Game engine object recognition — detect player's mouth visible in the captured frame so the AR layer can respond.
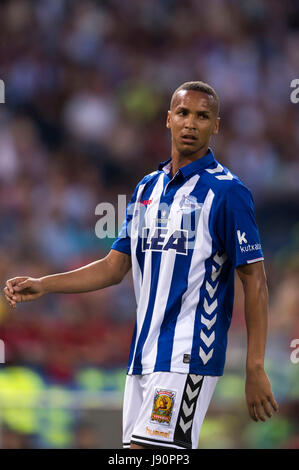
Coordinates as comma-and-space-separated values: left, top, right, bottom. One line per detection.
181, 134, 197, 144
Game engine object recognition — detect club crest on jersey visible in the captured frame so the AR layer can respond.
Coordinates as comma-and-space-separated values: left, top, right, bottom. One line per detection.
151, 389, 176, 426
142, 227, 188, 255
179, 194, 203, 214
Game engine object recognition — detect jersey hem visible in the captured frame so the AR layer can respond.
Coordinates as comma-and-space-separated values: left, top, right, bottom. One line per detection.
131, 434, 191, 450
235, 256, 264, 267
111, 246, 131, 256
246, 257, 264, 264
127, 366, 223, 376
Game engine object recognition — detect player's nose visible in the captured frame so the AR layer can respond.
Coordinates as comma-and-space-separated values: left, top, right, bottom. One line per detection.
184, 116, 197, 130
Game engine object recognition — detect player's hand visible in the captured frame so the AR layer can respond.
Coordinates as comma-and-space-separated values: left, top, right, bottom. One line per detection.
245, 367, 279, 422
3, 277, 45, 308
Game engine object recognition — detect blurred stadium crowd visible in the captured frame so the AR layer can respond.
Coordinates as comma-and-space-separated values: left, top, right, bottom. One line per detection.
0, 0, 298, 448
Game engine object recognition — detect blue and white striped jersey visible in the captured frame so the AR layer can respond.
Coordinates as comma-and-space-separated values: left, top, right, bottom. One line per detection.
111, 148, 264, 376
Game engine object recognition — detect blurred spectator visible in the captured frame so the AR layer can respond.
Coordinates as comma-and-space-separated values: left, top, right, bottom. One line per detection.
1, 426, 32, 449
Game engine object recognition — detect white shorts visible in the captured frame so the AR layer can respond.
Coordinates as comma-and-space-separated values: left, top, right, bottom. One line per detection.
122, 371, 219, 449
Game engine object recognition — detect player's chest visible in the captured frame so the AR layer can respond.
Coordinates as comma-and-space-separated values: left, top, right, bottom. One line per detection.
133, 186, 211, 256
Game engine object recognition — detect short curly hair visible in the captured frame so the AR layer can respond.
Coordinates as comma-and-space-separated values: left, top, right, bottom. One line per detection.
170, 81, 220, 115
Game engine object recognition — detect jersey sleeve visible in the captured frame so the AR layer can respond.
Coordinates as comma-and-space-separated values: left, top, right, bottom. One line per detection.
111, 182, 141, 256
214, 183, 264, 267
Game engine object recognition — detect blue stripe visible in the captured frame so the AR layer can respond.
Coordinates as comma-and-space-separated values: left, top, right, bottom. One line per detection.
190, 257, 214, 367
127, 322, 137, 372
190, 245, 234, 373
134, 174, 162, 282
153, 199, 198, 371
153, 182, 200, 371
132, 251, 163, 373
130, 174, 168, 373
154, 247, 193, 371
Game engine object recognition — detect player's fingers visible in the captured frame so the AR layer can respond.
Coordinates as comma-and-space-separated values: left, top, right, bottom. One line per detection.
268, 394, 279, 413
3, 286, 13, 298
11, 294, 23, 303
14, 280, 31, 292
248, 404, 258, 422
254, 402, 266, 422
7, 277, 29, 290
4, 292, 13, 303
12, 293, 36, 303
4, 293, 16, 308
3, 287, 13, 300
5, 280, 14, 294
262, 399, 273, 418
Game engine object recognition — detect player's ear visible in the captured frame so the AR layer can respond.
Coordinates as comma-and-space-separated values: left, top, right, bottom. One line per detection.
166, 111, 171, 129
212, 117, 220, 135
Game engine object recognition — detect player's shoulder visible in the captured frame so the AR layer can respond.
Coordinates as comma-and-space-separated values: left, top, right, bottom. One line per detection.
128, 170, 160, 202
203, 159, 252, 199
135, 170, 160, 191
142, 169, 160, 183
138, 170, 161, 186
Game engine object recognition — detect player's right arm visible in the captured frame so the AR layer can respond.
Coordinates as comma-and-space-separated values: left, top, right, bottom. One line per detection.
3, 249, 131, 308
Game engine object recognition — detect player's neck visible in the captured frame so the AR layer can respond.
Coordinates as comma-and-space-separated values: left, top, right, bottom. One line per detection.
170, 145, 209, 177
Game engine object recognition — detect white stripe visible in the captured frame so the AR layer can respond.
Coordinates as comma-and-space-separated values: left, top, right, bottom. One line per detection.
131, 436, 187, 449
130, 183, 147, 305
200, 330, 215, 347
182, 401, 195, 417
199, 347, 214, 365
189, 374, 202, 385
128, 174, 165, 374
205, 164, 223, 174
201, 314, 217, 330
203, 297, 218, 315
211, 264, 222, 281
246, 257, 264, 264
186, 383, 200, 401
170, 190, 215, 369
215, 172, 233, 180
179, 417, 192, 433
141, 176, 200, 371
206, 281, 218, 298
213, 252, 227, 266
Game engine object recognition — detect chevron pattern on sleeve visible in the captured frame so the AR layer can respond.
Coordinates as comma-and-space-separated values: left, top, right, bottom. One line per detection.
200, 252, 227, 365
205, 163, 233, 180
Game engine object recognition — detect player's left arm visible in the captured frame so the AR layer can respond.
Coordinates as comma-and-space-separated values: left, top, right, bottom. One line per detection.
236, 261, 279, 422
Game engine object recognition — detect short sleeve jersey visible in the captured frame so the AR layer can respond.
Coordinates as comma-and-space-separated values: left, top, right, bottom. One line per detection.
112, 149, 264, 376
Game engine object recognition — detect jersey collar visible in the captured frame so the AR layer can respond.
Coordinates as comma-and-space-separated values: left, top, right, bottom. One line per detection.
158, 148, 216, 179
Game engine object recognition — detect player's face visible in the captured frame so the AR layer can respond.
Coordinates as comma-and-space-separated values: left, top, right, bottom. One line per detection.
166, 90, 220, 157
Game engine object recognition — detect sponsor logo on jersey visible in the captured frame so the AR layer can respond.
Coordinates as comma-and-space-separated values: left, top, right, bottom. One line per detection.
240, 243, 262, 253
237, 231, 261, 253
140, 199, 153, 206
151, 389, 176, 426
142, 227, 188, 255
145, 426, 171, 438
237, 230, 247, 245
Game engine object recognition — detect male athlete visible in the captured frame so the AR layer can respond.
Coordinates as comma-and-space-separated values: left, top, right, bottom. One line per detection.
4, 81, 278, 449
